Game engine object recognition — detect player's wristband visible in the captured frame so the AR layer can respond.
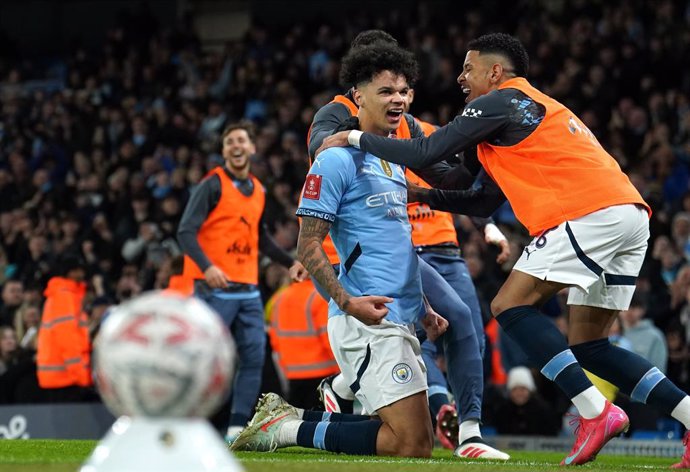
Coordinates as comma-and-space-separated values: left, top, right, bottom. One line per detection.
347, 130, 363, 148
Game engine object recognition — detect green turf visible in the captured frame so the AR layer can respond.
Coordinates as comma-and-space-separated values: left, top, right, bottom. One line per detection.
0, 440, 681, 472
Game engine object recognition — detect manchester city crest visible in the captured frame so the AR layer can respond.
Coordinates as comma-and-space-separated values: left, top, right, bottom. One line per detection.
392, 363, 413, 384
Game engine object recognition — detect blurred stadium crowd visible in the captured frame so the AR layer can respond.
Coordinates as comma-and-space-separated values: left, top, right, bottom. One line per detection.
1, 0, 690, 436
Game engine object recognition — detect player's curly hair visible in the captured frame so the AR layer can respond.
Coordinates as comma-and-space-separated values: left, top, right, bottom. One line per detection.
340, 42, 419, 88
350, 30, 398, 49
467, 33, 529, 77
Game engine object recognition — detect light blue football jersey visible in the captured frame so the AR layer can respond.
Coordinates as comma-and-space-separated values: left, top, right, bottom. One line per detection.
296, 146, 424, 325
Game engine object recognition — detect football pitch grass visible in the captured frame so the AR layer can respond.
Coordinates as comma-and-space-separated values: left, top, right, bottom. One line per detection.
0, 440, 683, 472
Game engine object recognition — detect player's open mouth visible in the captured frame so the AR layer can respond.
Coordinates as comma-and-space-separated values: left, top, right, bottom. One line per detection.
386, 109, 403, 122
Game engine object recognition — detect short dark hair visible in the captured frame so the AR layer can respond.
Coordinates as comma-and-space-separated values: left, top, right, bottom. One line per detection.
350, 30, 398, 49
221, 120, 256, 142
58, 252, 87, 276
340, 42, 419, 89
467, 33, 529, 77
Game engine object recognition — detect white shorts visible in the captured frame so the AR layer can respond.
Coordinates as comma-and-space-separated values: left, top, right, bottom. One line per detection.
514, 204, 649, 311
327, 315, 427, 414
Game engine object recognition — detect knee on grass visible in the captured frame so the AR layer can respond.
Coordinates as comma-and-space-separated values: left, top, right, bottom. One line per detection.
391, 432, 433, 458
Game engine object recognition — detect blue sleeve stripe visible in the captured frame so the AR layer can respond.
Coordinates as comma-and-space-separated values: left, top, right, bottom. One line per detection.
541, 349, 577, 381
321, 411, 332, 422
313, 421, 330, 450
296, 208, 336, 223
631, 367, 665, 403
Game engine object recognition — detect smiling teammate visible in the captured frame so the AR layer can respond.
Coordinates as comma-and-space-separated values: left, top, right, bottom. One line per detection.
177, 121, 306, 443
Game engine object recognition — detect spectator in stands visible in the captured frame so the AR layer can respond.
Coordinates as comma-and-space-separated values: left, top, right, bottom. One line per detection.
0, 325, 39, 404
0, 325, 18, 375
621, 295, 668, 373
13, 302, 40, 351
121, 220, 165, 265
0, 279, 23, 327
493, 366, 560, 436
16, 234, 52, 288
114, 263, 143, 302
665, 322, 689, 393
671, 213, 690, 262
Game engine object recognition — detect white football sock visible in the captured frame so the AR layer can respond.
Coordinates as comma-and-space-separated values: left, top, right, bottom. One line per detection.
671, 396, 690, 429
459, 419, 481, 443
572, 386, 607, 419
276, 419, 302, 446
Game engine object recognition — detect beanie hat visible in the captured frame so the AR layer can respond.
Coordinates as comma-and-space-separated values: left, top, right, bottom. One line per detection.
507, 366, 536, 392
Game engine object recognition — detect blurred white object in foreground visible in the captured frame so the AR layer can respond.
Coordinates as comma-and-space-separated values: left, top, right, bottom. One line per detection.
82, 291, 242, 472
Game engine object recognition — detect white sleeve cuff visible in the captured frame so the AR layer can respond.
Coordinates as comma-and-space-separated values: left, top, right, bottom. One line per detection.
347, 130, 363, 148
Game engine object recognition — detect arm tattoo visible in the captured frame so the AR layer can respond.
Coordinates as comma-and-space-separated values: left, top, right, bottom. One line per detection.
297, 217, 351, 308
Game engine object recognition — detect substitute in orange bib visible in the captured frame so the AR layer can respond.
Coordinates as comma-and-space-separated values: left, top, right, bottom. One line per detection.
319, 33, 690, 468
268, 277, 339, 410
36, 253, 92, 403
177, 121, 306, 443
